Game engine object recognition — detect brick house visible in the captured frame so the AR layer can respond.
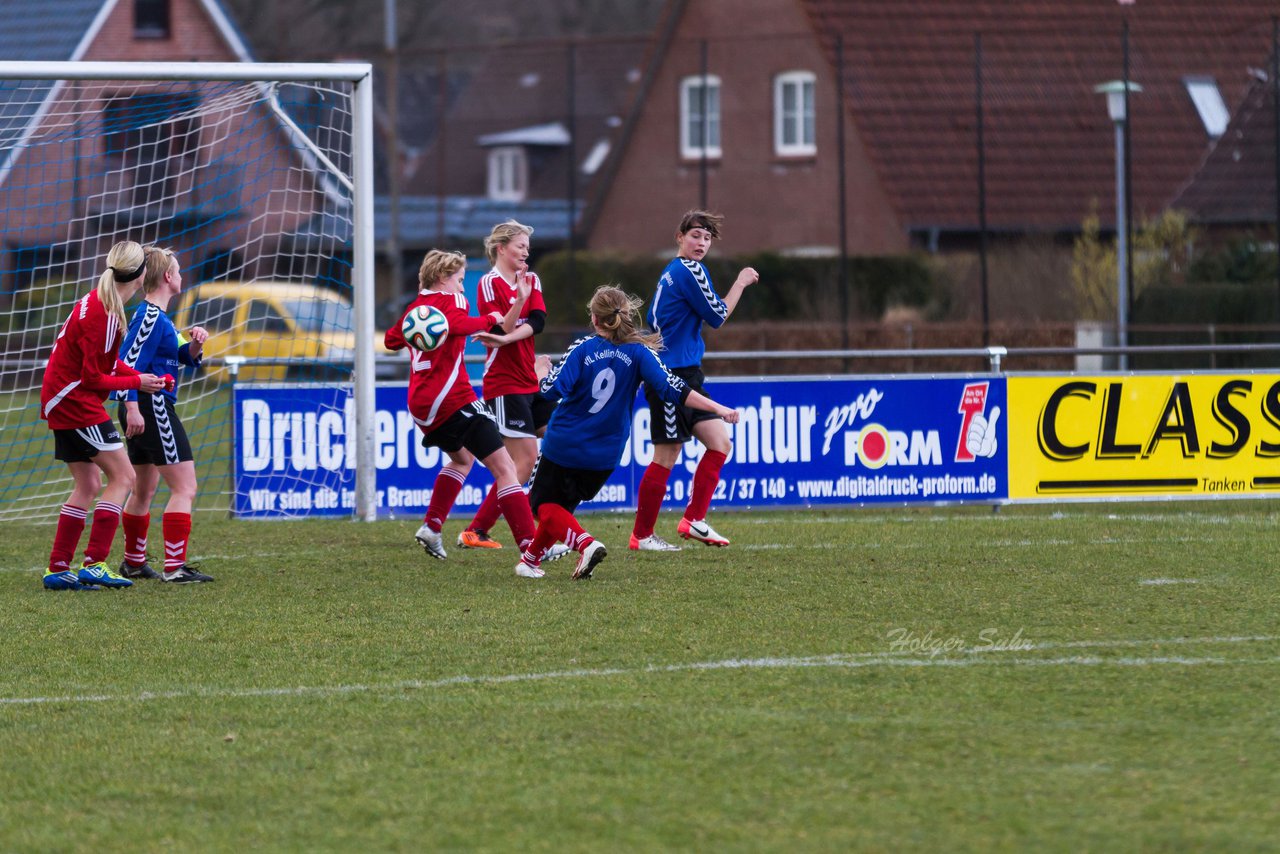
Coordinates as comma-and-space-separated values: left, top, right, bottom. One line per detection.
584, 0, 1280, 261
0, 0, 331, 293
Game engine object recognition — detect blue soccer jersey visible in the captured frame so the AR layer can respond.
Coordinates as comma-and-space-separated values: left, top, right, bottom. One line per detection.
115, 302, 200, 403
539, 335, 689, 470
646, 256, 729, 370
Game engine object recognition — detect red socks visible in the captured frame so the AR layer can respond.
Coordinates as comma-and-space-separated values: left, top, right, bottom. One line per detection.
423, 467, 467, 533
83, 501, 122, 565
686, 449, 728, 522
48, 504, 87, 573
162, 512, 192, 571
496, 483, 536, 550
122, 512, 150, 566
468, 484, 503, 533
632, 462, 672, 539
522, 503, 589, 566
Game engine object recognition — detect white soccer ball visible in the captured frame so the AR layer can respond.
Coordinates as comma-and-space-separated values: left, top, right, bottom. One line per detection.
402, 305, 449, 352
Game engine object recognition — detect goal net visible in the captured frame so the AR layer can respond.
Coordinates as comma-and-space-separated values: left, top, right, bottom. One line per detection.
0, 62, 377, 523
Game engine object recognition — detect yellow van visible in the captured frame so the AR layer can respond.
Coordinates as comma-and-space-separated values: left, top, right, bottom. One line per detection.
170, 281, 389, 383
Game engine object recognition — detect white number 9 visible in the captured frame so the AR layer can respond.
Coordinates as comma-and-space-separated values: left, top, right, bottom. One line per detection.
589, 367, 616, 413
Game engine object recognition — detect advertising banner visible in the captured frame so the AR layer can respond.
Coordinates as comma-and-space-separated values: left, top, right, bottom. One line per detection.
232, 376, 1009, 518
1007, 374, 1280, 500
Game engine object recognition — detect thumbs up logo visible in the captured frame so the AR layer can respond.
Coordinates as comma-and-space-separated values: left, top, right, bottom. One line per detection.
956, 382, 1000, 461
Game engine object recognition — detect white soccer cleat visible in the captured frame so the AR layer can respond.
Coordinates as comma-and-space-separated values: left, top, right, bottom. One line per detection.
415, 523, 447, 560
677, 517, 729, 547
515, 560, 545, 579
628, 533, 682, 552
544, 543, 572, 562
573, 540, 608, 580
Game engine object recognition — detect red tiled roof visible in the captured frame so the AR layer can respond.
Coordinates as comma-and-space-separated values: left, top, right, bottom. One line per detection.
799, 0, 1278, 232
1174, 73, 1276, 224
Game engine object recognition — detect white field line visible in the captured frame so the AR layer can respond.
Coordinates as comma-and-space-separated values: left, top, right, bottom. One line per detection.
738, 512, 1275, 526
1, 635, 1275, 708
1139, 578, 1201, 586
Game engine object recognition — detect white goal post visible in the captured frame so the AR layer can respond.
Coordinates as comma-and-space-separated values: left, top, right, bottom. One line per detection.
0, 61, 379, 521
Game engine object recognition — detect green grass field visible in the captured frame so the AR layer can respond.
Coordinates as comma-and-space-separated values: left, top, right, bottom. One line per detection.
2, 504, 1278, 851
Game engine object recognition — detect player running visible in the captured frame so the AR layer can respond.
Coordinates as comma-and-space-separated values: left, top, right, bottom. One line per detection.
115, 246, 213, 583
630, 210, 757, 551
39, 241, 167, 590
475, 286, 738, 580
385, 249, 538, 573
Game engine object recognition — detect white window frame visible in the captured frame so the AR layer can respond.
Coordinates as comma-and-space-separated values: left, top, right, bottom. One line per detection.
774, 70, 816, 157
680, 74, 721, 159
486, 145, 527, 202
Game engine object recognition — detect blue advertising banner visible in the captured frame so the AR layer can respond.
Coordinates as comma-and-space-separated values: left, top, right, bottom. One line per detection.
231, 376, 1009, 518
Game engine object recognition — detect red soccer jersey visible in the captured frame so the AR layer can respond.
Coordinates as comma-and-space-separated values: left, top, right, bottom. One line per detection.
385, 289, 503, 433
40, 290, 142, 430
478, 268, 547, 399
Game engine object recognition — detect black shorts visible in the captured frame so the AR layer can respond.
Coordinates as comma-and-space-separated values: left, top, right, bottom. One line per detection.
420, 400, 505, 459
488, 392, 556, 439
121, 394, 194, 466
53, 419, 123, 462
644, 364, 719, 445
527, 454, 613, 515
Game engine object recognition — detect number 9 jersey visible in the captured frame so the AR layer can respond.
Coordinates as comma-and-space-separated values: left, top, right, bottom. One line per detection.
538, 335, 689, 471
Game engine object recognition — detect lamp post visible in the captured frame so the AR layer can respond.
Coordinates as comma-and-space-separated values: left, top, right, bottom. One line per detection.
1094, 80, 1141, 370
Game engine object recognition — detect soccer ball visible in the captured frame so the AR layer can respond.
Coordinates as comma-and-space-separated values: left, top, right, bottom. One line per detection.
402, 305, 449, 352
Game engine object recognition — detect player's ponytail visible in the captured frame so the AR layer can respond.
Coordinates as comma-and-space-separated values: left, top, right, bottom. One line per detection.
98, 241, 145, 328
589, 285, 662, 349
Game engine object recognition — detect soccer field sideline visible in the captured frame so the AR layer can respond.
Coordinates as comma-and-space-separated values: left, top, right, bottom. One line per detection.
4, 633, 1275, 708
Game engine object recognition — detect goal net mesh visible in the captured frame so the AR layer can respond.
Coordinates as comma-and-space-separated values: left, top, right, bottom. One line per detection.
0, 73, 359, 522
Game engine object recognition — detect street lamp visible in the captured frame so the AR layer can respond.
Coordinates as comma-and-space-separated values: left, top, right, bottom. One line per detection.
1094, 80, 1141, 370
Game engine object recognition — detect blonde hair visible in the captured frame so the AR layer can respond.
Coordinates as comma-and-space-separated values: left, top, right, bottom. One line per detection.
141, 245, 176, 295
98, 241, 146, 328
418, 249, 467, 289
589, 285, 662, 348
484, 219, 533, 264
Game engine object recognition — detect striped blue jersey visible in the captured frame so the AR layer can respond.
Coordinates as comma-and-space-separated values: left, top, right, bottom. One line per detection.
646, 256, 729, 369
115, 302, 200, 402
539, 335, 689, 470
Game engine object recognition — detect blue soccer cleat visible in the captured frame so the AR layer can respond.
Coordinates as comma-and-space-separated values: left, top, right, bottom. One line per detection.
77, 562, 134, 589
43, 569, 100, 591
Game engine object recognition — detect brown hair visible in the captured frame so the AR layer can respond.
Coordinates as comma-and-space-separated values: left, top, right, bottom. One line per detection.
589, 285, 662, 348
677, 209, 723, 240
140, 245, 176, 295
98, 241, 146, 328
418, 250, 467, 289
484, 219, 534, 264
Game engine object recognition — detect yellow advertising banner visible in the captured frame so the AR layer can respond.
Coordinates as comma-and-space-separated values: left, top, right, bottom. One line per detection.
1008, 375, 1280, 499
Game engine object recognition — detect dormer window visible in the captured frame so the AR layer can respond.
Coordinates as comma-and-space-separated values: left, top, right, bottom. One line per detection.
487, 146, 527, 202
478, 123, 569, 202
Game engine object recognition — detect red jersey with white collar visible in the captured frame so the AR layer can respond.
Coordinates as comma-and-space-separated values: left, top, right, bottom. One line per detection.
385, 289, 503, 432
478, 267, 546, 399
40, 290, 143, 430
